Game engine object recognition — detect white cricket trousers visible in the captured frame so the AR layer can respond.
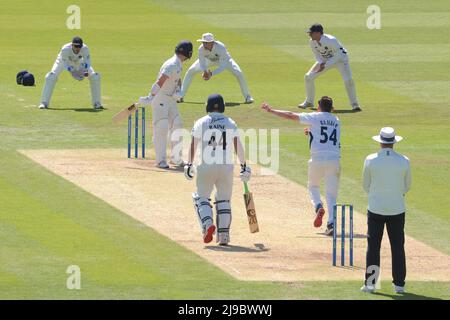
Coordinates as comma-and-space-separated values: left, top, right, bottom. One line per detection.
307, 159, 341, 224
304, 60, 358, 106
196, 164, 234, 201
151, 94, 183, 165
180, 58, 250, 99
40, 58, 101, 107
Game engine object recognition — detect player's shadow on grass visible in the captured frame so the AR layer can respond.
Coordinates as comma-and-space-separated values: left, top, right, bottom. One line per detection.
205, 243, 269, 253
183, 101, 241, 107
333, 109, 362, 114
48, 107, 106, 112
372, 292, 442, 300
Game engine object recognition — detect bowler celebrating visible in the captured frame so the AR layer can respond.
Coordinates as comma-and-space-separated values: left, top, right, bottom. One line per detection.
262, 96, 341, 235
179, 33, 254, 104
298, 24, 361, 112
39, 37, 102, 109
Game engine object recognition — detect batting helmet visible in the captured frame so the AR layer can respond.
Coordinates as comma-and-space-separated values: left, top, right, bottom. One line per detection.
16, 70, 28, 85
16, 70, 35, 86
206, 94, 225, 113
175, 40, 193, 59
22, 73, 35, 86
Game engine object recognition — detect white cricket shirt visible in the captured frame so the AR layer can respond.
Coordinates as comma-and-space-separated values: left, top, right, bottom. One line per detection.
192, 113, 239, 165
299, 112, 341, 161
309, 34, 348, 67
198, 41, 231, 76
363, 148, 411, 215
157, 54, 183, 96
57, 42, 91, 71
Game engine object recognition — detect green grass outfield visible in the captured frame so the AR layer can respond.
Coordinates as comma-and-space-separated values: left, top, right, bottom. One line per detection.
0, 0, 449, 299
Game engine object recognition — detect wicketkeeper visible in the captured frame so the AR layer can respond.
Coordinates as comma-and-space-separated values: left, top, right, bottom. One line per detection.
39, 37, 102, 109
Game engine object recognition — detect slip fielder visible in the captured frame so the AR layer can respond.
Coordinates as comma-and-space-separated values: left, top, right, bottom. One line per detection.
178, 33, 254, 104
138, 41, 193, 169
262, 96, 341, 235
184, 94, 251, 245
298, 24, 361, 112
39, 37, 102, 109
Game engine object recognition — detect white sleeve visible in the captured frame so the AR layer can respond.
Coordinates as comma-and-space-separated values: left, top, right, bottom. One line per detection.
324, 38, 346, 68
362, 158, 371, 193
229, 119, 239, 138
81, 46, 91, 70
161, 63, 176, 76
191, 120, 202, 139
404, 158, 411, 193
198, 47, 207, 72
211, 45, 231, 76
310, 42, 324, 64
60, 49, 72, 71
298, 112, 315, 125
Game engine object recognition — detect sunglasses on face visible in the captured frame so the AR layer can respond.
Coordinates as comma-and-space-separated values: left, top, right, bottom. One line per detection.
73, 44, 82, 49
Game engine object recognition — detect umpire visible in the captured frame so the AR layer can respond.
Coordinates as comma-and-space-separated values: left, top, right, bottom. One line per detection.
361, 127, 411, 294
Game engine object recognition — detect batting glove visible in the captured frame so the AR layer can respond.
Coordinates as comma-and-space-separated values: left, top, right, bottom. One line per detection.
239, 163, 251, 182
184, 163, 196, 180
139, 95, 154, 106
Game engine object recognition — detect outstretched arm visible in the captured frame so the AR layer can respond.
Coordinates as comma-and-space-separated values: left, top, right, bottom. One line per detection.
261, 102, 300, 121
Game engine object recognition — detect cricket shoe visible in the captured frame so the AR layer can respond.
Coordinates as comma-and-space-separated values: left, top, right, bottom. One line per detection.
393, 285, 406, 294
325, 223, 334, 236
352, 103, 362, 112
156, 161, 169, 169
360, 285, 375, 293
217, 232, 230, 246
170, 159, 185, 167
313, 204, 325, 228
38, 102, 48, 109
298, 101, 314, 109
203, 225, 216, 244
177, 97, 184, 103
245, 95, 254, 104
93, 102, 104, 110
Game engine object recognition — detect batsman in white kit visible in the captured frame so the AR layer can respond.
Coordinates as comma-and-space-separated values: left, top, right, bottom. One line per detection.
262, 96, 341, 235
184, 94, 251, 245
298, 24, 361, 112
137, 41, 193, 168
178, 33, 254, 104
39, 37, 102, 109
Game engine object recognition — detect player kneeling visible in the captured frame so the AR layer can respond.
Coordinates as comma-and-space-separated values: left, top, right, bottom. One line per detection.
184, 94, 251, 245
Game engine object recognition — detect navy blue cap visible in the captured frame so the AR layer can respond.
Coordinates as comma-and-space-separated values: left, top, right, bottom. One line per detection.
72, 36, 83, 47
307, 23, 323, 33
206, 94, 225, 113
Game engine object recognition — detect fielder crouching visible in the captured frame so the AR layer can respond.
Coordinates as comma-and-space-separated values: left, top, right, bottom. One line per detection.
39, 37, 102, 109
184, 94, 251, 245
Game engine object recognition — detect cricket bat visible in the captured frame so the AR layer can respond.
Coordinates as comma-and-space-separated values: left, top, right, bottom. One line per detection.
112, 103, 138, 123
243, 182, 259, 233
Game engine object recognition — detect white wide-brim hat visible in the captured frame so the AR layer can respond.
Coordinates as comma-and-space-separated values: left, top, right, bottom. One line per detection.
197, 33, 215, 42
372, 127, 403, 144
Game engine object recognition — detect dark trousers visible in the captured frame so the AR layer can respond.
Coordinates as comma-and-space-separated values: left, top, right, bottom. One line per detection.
365, 211, 406, 287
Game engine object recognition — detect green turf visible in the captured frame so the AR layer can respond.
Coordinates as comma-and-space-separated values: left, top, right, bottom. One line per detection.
0, 0, 449, 299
